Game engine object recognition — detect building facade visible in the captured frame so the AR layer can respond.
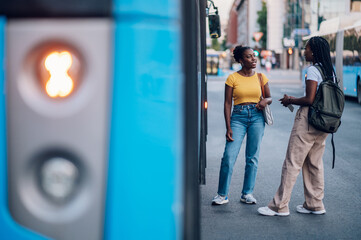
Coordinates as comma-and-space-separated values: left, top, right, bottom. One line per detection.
280, 0, 358, 69
227, 0, 361, 69
226, 0, 262, 48
266, 0, 285, 54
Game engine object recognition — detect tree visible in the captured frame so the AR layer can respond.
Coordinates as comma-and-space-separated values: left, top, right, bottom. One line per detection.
221, 34, 228, 50
256, 1, 267, 49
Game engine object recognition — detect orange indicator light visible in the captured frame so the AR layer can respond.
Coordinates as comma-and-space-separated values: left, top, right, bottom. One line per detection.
44, 51, 74, 98
204, 101, 208, 109
288, 47, 293, 55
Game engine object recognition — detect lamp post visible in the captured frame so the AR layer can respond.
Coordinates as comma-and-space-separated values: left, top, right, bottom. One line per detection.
317, 0, 321, 30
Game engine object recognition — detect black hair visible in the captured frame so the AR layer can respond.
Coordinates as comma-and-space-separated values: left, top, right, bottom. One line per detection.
307, 36, 336, 81
233, 45, 252, 63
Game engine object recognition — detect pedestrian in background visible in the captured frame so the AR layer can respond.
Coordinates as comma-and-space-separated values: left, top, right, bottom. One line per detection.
212, 45, 272, 205
258, 36, 336, 216
265, 58, 272, 72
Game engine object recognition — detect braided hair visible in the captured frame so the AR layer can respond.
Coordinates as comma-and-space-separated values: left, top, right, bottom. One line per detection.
307, 36, 336, 81
233, 45, 252, 63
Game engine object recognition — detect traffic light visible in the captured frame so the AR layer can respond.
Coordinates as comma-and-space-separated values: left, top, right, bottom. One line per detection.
288, 47, 293, 55
7, 19, 112, 240
208, 14, 221, 38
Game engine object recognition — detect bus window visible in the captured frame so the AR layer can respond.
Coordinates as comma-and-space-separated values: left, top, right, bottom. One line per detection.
343, 50, 354, 66
354, 30, 361, 66
344, 30, 357, 66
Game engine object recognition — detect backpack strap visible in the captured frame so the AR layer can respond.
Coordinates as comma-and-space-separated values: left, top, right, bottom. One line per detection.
331, 133, 335, 169
314, 65, 326, 81
314, 64, 337, 83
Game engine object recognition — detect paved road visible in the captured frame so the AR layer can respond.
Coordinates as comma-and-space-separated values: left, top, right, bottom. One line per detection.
201, 68, 361, 240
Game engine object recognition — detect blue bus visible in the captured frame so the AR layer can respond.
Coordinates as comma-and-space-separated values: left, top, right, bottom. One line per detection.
302, 17, 361, 104
0, 0, 219, 239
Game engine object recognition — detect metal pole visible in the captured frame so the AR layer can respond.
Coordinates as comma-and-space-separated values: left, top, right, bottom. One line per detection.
317, 0, 320, 30
301, 0, 304, 30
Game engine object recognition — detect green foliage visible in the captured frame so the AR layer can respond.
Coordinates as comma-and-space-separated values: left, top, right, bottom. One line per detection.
256, 1, 267, 49
212, 38, 221, 51
221, 34, 228, 50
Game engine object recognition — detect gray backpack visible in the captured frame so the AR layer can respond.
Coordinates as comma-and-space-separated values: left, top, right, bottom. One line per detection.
308, 65, 345, 168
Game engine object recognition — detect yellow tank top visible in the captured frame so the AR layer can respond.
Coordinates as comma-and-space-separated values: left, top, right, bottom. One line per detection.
225, 72, 269, 105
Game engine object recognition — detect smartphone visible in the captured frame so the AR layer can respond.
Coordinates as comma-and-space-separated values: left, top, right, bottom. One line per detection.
288, 104, 294, 112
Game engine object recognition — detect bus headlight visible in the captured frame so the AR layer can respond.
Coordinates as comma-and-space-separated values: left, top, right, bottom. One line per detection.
41, 157, 79, 200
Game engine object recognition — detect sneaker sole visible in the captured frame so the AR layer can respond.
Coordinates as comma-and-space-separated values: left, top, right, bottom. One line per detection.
212, 200, 229, 205
258, 211, 290, 217
257, 208, 289, 216
297, 209, 326, 215
296, 206, 326, 215
240, 199, 256, 204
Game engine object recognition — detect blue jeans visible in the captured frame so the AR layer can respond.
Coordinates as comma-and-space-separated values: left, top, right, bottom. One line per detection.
217, 104, 265, 196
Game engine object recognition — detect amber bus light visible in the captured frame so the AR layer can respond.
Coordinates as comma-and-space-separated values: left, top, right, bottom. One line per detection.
44, 51, 74, 98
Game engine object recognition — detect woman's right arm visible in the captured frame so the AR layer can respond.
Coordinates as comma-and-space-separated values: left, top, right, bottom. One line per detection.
224, 84, 234, 141
280, 66, 319, 106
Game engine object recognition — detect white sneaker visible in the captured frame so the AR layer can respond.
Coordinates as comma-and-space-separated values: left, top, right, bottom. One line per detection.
296, 205, 326, 215
257, 207, 290, 216
240, 194, 257, 204
212, 194, 229, 205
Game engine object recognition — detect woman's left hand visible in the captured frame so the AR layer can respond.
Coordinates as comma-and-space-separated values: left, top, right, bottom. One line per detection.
256, 99, 267, 110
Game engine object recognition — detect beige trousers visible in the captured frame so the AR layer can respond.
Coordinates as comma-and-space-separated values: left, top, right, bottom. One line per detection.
268, 106, 329, 213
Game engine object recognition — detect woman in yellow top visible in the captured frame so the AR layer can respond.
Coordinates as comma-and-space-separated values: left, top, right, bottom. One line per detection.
212, 45, 272, 205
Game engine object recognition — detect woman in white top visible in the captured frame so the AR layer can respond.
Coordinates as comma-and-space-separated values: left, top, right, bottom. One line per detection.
258, 36, 335, 216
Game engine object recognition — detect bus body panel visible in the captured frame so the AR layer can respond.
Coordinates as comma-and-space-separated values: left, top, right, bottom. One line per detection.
343, 66, 360, 97
6, 19, 113, 240
0, 16, 48, 239
105, 2, 184, 239
1, 0, 207, 238
112, 0, 180, 18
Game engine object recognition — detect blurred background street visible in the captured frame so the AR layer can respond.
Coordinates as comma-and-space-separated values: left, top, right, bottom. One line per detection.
201, 68, 361, 240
